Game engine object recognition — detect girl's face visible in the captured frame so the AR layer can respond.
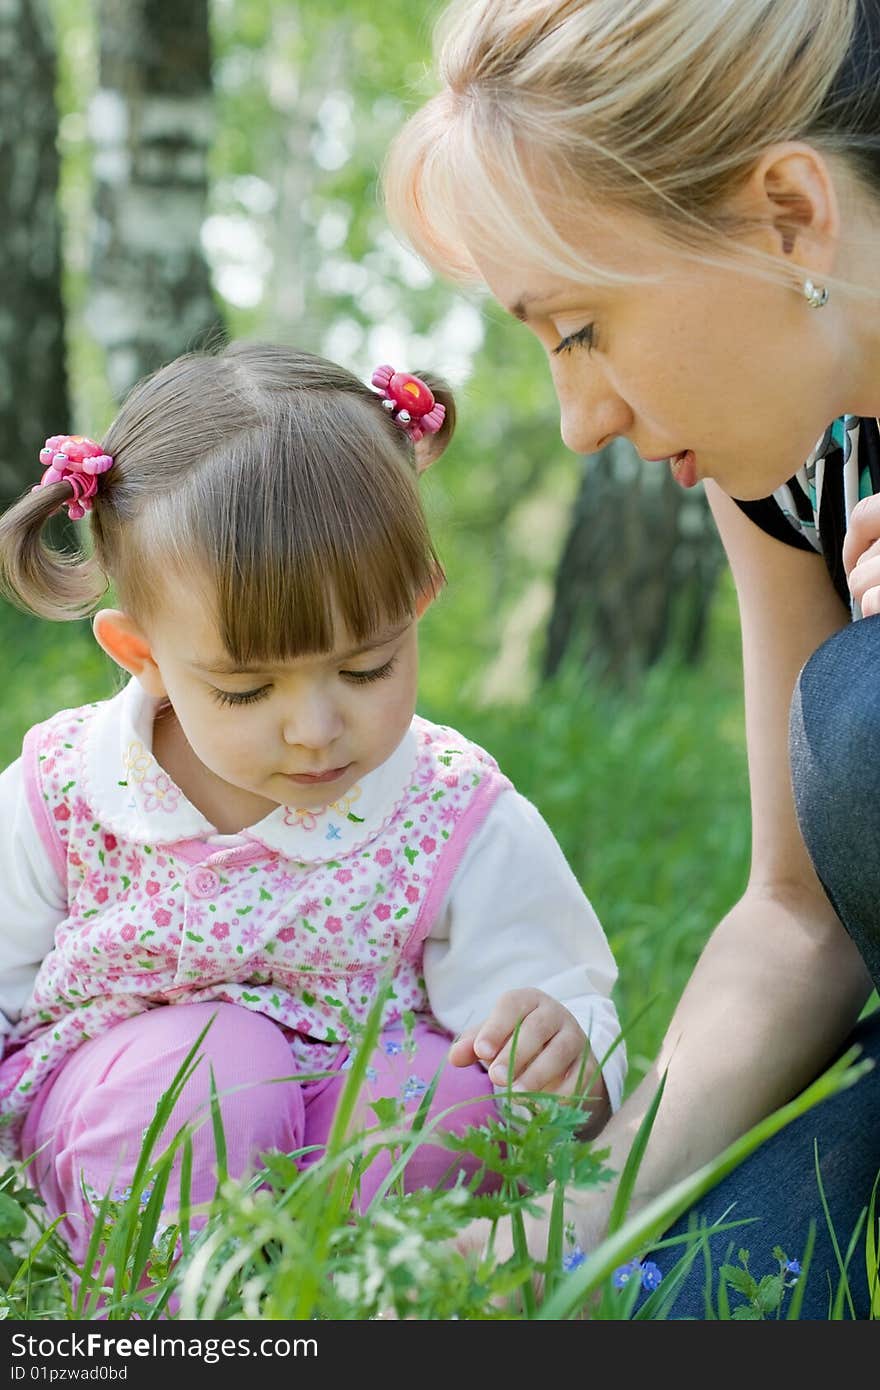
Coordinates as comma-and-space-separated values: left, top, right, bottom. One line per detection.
466, 208, 845, 501
141, 586, 420, 830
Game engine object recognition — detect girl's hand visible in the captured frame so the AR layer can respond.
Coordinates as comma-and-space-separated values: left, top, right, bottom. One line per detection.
448, 987, 590, 1096
843, 495, 880, 616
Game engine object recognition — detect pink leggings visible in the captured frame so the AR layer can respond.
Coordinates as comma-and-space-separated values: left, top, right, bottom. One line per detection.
20, 1002, 500, 1266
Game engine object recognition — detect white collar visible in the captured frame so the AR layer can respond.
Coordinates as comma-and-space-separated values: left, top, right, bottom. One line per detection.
80, 679, 420, 863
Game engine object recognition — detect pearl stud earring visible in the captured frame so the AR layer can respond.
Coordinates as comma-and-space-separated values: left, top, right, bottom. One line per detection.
803, 278, 829, 309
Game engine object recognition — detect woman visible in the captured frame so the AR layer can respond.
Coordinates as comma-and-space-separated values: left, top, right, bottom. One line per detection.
382, 0, 880, 1317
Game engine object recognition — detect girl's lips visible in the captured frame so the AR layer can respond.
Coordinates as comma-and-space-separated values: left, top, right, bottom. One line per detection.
285, 764, 352, 786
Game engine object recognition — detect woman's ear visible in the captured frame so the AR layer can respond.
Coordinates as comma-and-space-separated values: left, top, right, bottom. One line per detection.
92, 609, 167, 698
736, 140, 840, 274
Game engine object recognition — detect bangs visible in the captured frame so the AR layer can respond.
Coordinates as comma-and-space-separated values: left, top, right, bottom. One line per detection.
177, 413, 438, 665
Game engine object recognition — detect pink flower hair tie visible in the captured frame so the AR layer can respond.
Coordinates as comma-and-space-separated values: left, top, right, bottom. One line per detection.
34, 434, 114, 520
370, 365, 446, 443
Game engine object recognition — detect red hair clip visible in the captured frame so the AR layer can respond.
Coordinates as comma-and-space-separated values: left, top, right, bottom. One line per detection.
371, 365, 446, 443
34, 435, 114, 520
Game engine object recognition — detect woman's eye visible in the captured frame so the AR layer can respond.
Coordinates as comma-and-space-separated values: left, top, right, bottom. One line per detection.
342, 657, 397, 684
211, 685, 271, 707
552, 323, 596, 355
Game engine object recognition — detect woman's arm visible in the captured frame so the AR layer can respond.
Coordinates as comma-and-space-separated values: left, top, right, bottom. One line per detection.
567, 482, 872, 1239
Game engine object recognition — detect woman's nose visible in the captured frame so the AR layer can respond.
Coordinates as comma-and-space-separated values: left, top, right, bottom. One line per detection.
555, 366, 632, 457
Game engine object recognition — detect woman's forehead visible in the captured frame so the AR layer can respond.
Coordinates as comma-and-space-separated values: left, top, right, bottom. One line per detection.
462, 197, 683, 305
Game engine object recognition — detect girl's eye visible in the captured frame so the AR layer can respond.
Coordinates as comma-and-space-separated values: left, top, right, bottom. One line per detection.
552, 323, 596, 355
211, 685, 271, 708
342, 656, 397, 685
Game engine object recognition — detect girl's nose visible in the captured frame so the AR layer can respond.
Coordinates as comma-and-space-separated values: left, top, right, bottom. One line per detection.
282, 695, 343, 750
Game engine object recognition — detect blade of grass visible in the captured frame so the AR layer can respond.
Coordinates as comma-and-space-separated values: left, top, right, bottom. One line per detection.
865, 1170, 880, 1318
813, 1137, 860, 1321
606, 1068, 667, 1237
786, 1220, 816, 1320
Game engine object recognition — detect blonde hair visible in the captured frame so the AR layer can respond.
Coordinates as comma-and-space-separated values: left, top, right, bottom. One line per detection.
384, 0, 880, 287
0, 342, 454, 662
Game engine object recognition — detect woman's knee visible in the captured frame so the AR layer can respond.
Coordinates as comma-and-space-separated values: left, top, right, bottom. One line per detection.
790, 616, 880, 824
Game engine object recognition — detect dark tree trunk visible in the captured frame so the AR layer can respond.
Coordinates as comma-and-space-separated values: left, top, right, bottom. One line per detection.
89, 0, 225, 399
0, 0, 69, 509
543, 440, 725, 689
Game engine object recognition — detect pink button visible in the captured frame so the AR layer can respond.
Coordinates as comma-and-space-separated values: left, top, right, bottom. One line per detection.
187, 867, 220, 899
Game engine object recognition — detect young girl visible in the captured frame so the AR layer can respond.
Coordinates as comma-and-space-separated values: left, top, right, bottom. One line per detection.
0, 340, 625, 1265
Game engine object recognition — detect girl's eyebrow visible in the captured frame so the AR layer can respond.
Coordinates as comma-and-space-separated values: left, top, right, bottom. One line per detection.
192, 624, 410, 676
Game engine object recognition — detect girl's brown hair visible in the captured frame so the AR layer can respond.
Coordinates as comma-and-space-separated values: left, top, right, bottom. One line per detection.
0, 341, 455, 662
383, 0, 880, 290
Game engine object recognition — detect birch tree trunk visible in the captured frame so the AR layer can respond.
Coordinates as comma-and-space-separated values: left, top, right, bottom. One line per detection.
88, 0, 224, 401
543, 439, 725, 689
0, 0, 69, 508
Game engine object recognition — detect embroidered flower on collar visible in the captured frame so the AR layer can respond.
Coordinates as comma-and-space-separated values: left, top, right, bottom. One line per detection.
283, 807, 318, 831
122, 740, 154, 784
141, 771, 180, 814
328, 784, 363, 819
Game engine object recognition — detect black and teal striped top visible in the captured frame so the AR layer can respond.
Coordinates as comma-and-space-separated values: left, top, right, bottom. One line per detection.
735, 416, 880, 617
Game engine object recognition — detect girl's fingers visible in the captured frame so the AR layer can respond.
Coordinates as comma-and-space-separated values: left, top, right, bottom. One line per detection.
506, 1032, 584, 1095
486, 1010, 561, 1084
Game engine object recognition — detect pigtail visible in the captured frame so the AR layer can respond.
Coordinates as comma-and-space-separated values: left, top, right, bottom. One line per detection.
409, 372, 456, 473
0, 484, 108, 621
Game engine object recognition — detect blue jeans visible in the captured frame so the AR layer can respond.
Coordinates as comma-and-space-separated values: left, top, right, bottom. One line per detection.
641, 618, 880, 1319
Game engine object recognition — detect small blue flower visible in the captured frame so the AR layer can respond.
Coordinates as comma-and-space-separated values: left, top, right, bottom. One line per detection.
612, 1258, 663, 1292
402, 1075, 428, 1102
383, 1040, 404, 1056
563, 1245, 586, 1272
785, 1259, 801, 1277
325, 824, 341, 840
612, 1260, 640, 1288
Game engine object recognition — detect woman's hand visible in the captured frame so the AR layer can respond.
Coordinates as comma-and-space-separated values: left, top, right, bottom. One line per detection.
843, 495, 880, 615
448, 987, 591, 1096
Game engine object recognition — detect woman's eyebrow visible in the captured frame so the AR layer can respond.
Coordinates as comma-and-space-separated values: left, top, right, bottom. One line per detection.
509, 294, 542, 321
508, 290, 597, 321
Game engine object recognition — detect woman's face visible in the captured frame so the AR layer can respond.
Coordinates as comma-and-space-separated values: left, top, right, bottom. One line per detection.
466, 208, 844, 501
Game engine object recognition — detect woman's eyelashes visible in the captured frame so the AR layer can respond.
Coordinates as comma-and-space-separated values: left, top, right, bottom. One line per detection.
209, 656, 398, 706
552, 323, 597, 355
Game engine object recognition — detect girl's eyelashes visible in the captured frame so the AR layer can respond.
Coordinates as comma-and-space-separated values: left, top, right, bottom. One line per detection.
552, 323, 596, 355
342, 656, 398, 684
211, 685, 272, 708
209, 655, 398, 706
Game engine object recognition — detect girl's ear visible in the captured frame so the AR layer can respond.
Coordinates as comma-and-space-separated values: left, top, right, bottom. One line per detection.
92, 609, 167, 698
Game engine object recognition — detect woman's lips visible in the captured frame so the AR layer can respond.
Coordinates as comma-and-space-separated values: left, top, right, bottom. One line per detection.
285, 763, 352, 786
669, 449, 698, 488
